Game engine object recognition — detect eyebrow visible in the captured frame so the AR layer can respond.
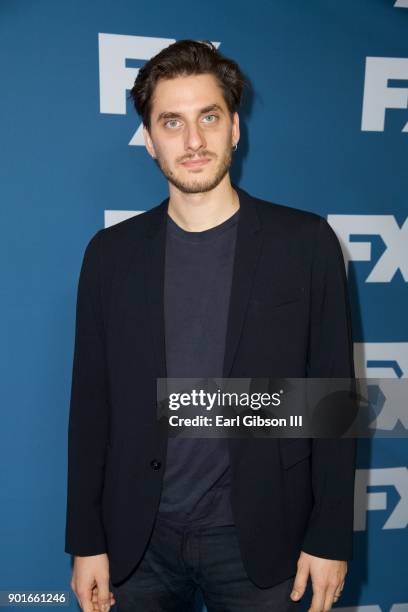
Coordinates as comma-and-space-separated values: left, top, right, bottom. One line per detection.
156, 104, 225, 123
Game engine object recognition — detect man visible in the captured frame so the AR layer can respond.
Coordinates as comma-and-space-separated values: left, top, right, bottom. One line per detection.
65, 40, 356, 611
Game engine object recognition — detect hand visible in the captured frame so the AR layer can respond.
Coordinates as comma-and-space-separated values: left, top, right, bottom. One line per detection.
91, 585, 116, 611
290, 551, 347, 611
70, 554, 116, 612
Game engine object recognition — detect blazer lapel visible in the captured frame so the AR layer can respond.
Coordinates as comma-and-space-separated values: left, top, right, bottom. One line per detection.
145, 196, 169, 380
222, 186, 263, 378
144, 185, 264, 382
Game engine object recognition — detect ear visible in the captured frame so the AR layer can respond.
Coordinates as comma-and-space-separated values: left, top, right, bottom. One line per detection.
143, 125, 157, 159
232, 112, 240, 148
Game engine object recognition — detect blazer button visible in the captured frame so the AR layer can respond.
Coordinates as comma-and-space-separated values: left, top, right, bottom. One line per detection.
150, 459, 162, 471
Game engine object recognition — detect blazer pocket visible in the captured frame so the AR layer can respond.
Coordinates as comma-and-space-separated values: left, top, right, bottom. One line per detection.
250, 286, 305, 311
279, 438, 312, 469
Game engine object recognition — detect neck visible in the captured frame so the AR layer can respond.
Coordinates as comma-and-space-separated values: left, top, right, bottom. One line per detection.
167, 175, 239, 232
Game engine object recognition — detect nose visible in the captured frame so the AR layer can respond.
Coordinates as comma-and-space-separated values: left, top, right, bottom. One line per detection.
184, 124, 206, 153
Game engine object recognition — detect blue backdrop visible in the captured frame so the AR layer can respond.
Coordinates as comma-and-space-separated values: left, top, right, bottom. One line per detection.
0, 1, 407, 610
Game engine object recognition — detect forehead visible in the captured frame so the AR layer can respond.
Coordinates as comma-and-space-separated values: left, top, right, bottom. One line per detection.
151, 73, 227, 116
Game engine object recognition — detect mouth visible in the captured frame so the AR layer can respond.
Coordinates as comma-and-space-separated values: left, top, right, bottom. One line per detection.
180, 157, 211, 168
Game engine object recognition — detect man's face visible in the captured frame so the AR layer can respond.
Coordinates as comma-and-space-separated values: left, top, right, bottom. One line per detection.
143, 73, 240, 194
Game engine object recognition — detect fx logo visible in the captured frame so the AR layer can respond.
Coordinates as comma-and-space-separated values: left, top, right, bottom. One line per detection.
98, 34, 220, 146
104, 209, 143, 228
361, 57, 408, 132
354, 342, 408, 379
327, 215, 408, 282
355, 467, 408, 531
354, 343, 408, 431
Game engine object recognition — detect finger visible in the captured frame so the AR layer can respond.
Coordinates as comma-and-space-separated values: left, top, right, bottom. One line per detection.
309, 584, 326, 612
92, 594, 111, 605
335, 579, 345, 597
91, 597, 115, 611
91, 588, 115, 603
91, 589, 100, 610
291, 563, 309, 601
96, 579, 111, 612
92, 594, 101, 607
323, 585, 338, 611
78, 590, 94, 612
93, 592, 116, 608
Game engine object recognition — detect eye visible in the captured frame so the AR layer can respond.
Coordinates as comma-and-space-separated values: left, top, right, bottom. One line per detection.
164, 119, 182, 129
202, 114, 218, 123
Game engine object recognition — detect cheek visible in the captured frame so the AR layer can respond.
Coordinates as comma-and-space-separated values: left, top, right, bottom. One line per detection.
161, 141, 182, 162
156, 146, 175, 167
150, 131, 176, 157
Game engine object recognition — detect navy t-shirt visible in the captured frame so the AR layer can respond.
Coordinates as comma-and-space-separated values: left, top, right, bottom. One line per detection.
157, 206, 240, 527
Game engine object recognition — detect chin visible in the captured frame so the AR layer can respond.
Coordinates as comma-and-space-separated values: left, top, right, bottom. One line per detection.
167, 171, 217, 194
175, 181, 214, 194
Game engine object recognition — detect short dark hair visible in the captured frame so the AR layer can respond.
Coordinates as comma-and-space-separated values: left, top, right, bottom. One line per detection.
128, 39, 249, 132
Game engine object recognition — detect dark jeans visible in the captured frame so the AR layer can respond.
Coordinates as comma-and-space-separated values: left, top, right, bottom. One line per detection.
110, 514, 300, 611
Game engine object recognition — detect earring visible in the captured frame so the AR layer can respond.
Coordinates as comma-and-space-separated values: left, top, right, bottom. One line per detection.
232, 143, 238, 152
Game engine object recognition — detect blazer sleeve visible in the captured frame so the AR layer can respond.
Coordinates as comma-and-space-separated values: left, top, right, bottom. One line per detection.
64, 230, 109, 556
301, 216, 357, 561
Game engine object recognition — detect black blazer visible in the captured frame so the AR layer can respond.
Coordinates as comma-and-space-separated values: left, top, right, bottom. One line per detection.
65, 184, 356, 588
